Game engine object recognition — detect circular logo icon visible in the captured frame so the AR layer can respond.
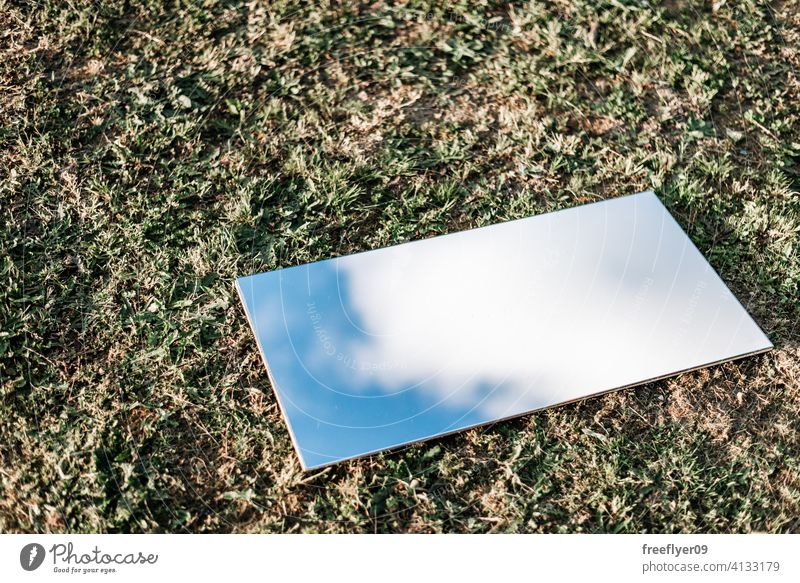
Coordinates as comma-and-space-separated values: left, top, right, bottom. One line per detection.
20, 543, 46, 571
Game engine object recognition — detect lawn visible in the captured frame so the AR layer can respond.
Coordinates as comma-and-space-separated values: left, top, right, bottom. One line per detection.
1, 0, 798, 533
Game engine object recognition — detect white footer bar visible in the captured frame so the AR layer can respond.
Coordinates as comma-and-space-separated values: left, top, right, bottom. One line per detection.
1, 534, 796, 582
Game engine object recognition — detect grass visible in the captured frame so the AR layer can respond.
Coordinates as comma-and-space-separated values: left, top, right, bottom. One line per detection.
1, 0, 798, 533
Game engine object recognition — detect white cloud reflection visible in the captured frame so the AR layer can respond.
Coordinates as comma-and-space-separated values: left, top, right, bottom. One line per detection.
334, 192, 769, 418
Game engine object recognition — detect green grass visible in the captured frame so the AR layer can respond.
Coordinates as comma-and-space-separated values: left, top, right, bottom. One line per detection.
1, 0, 798, 533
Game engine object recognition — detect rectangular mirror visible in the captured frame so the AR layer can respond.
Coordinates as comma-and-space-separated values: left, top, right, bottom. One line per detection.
237, 191, 772, 469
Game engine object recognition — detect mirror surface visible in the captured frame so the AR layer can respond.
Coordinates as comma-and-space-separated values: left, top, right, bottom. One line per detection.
237, 191, 772, 469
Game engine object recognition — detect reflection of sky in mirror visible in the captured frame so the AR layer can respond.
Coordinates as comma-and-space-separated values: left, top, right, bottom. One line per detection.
237, 191, 772, 469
